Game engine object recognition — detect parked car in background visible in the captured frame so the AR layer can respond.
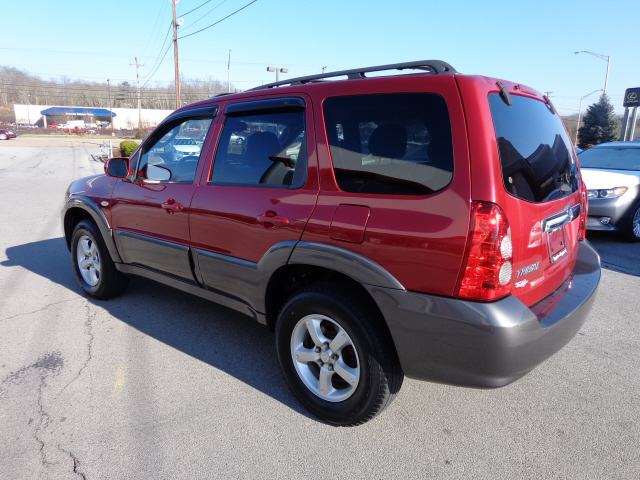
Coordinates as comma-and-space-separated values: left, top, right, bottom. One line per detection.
63, 127, 88, 134
48, 124, 60, 129
0, 128, 17, 140
579, 142, 640, 242
167, 136, 201, 160
62, 60, 600, 426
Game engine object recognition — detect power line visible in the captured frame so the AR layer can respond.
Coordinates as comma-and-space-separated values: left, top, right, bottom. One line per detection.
181, 0, 216, 16
141, 23, 173, 79
141, 0, 169, 58
178, 0, 258, 39
178, 0, 228, 33
141, 43, 174, 88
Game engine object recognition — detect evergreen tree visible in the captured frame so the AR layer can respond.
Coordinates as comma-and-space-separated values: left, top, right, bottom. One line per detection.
577, 94, 619, 149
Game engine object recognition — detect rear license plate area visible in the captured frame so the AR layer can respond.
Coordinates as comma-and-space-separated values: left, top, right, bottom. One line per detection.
547, 227, 567, 263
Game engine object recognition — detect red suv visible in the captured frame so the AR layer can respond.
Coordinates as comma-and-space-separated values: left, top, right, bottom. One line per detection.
62, 61, 601, 426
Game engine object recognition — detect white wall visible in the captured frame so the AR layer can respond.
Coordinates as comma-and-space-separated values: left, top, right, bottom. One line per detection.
13, 104, 175, 129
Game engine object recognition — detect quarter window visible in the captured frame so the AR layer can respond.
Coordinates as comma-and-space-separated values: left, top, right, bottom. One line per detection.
137, 117, 213, 183
323, 93, 454, 195
210, 111, 307, 188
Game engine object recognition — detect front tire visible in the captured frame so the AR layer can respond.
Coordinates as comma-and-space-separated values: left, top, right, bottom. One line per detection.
275, 284, 403, 426
71, 219, 129, 299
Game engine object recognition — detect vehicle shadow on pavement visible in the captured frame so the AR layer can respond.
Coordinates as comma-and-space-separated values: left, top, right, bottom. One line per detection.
587, 232, 640, 277
2, 237, 317, 422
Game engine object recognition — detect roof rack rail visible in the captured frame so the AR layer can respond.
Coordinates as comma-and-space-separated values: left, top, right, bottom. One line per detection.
248, 60, 457, 91
209, 92, 234, 98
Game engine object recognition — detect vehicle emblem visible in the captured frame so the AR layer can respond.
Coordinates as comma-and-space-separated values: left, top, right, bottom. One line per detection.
516, 261, 540, 279
515, 279, 528, 288
629, 92, 638, 101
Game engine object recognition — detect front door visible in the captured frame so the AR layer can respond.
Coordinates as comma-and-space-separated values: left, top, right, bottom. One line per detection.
189, 95, 319, 308
111, 112, 216, 282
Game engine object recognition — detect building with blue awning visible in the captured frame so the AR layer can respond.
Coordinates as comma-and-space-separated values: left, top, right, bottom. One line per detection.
14, 104, 174, 130
39, 107, 117, 118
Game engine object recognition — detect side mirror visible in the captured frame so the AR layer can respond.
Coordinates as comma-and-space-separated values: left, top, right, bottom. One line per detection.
104, 157, 130, 179
146, 164, 172, 181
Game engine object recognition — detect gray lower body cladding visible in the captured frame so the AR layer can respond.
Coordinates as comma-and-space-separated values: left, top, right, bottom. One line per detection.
366, 240, 601, 388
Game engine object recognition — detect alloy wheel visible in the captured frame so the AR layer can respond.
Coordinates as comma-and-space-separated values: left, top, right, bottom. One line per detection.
290, 314, 360, 402
633, 207, 640, 238
76, 235, 101, 286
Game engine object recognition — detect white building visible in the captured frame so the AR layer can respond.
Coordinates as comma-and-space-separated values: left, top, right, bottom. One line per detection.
13, 104, 174, 129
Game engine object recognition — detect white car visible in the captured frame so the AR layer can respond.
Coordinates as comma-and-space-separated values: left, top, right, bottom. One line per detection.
169, 136, 201, 160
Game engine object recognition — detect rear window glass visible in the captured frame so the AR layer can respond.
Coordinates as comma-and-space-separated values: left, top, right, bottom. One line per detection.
578, 146, 640, 171
323, 93, 453, 195
489, 94, 579, 203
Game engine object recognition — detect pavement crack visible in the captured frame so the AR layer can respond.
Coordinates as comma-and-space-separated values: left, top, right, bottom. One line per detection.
0, 298, 79, 323
57, 444, 88, 480
57, 300, 95, 397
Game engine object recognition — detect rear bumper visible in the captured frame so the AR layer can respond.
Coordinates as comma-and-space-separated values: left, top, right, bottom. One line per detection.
366, 240, 601, 388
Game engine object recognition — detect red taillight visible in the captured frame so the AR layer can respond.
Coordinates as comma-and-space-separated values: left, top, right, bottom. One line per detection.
456, 201, 513, 301
578, 179, 588, 241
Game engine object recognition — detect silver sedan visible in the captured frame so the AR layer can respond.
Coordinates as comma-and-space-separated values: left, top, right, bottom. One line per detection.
579, 142, 640, 242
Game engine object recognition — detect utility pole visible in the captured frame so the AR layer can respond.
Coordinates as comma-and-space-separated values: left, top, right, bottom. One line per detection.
544, 91, 553, 97
322, 66, 327, 74
130, 57, 146, 136
170, 0, 182, 109
107, 79, 114, 136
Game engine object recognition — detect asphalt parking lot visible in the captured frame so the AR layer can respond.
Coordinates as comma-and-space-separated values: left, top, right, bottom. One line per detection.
1, 140, 639, 479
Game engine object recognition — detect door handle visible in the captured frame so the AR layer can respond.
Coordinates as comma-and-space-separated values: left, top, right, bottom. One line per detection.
257, 211, 289, 229
162, 198, 184, 214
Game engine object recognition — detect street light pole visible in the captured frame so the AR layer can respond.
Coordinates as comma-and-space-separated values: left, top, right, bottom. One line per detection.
107, 79, 114, 136
575, 89, 603, 146
26, 94, 31, 126
575, 51, 611, 94
267, 66, 289, 82
228, 48, 232, 93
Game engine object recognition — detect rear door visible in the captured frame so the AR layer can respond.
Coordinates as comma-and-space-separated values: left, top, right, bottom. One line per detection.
189, 94, 319, 306
301, 76, 472, 297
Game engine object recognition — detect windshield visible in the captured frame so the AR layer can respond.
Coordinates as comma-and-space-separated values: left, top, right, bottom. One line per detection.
578, 146, 640, 171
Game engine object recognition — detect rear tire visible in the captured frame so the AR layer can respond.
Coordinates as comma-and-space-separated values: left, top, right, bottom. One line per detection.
275, 283, 403, 426
623, 204, 640, 243
0, 133, 7, 140
71, 219, 129, 299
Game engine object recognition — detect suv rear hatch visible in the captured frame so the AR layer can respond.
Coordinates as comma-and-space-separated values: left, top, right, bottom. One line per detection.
458, 76, 585, 307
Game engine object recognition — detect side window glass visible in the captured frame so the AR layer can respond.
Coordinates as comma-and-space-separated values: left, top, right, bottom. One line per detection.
210, 110, 307, 188
137, 117, 213, 183
323, 93, 453, 195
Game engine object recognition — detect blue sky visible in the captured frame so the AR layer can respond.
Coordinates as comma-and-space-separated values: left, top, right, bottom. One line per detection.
2, 0, 638, 115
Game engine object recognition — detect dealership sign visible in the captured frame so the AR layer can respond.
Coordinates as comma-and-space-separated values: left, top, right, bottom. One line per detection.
623, 87, 640, 107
